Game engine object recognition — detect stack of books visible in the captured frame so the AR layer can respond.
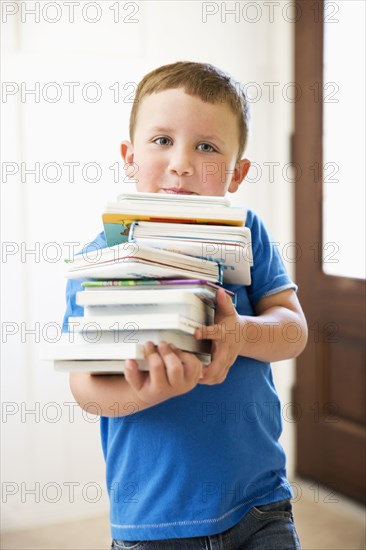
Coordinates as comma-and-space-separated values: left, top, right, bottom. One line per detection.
41, 193, 252, 374
41, 279, 235, 374
102, 192, 253, 285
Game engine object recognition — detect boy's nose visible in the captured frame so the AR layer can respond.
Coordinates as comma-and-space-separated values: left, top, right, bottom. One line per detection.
168, 148, 194, 176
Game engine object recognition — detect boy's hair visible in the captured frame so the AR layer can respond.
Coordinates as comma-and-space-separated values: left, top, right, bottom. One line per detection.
130, 61, 250, 159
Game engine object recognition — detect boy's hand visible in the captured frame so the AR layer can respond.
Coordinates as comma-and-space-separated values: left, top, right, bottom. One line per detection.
195, 287, 242, 385
124, 341, 203, 406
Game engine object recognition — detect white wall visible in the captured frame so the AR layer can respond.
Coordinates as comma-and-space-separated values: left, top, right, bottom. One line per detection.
1, 0, 296, 531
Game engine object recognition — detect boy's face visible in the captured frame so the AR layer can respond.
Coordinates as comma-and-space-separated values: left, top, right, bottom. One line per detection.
121, 88, 250, 196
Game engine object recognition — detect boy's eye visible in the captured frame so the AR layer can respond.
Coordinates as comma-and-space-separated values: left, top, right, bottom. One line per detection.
197, 143, 216, 153
154, 137, 172, 146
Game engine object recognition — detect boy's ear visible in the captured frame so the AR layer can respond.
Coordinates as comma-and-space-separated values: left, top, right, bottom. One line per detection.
120, 140, 134, 164
228, 159, 251, 194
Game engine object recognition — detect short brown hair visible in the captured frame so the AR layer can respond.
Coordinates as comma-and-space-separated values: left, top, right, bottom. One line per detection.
129, 61, 250, 159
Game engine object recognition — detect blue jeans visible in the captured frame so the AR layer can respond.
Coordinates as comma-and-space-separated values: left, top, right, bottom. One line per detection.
111, 498, 301, 549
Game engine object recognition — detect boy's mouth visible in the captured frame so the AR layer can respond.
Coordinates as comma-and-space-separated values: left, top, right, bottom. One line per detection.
162, 188, 197, 195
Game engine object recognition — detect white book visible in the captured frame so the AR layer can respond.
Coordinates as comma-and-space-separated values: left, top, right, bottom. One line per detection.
80, 279, 236, 306
41, 333, 211, 374
116, 192, 231, 207
41, 341, 146, 361
63, 329, 211, 353
68, 313, 203, 335
77, 288, 214, 324
41, 333, 210, 364
128, 221, 253, 285
77, 287, 209, 306
53, 352, 212, 374
43, 339, 210, 362
66, 243, 220, 283
82, 304, 214, 325
103, 192, 245, 226
131, 221, 250, 241
53, 359, 147, 374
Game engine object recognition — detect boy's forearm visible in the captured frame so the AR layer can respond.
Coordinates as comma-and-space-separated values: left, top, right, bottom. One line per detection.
69, 372, 152, 418
237, 307, 308, 363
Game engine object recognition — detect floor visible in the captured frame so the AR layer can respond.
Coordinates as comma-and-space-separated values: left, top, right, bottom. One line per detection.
1, 478, 365, 550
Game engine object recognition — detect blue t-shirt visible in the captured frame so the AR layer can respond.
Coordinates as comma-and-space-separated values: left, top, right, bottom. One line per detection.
63, 210, 297, 540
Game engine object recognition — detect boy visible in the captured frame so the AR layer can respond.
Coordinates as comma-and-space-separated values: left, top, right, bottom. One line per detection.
65, 61, 307, 549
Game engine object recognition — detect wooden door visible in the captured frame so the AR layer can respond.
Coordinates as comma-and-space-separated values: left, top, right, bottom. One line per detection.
293, 0, 366, 503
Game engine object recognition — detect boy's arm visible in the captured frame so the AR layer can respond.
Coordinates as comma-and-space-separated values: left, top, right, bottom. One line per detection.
70, 341, 204, 417
195, 287, 308, 385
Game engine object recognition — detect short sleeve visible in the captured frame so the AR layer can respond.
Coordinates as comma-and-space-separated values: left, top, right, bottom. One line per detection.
62, 231, 107, 332
62, 278, 85, 332
245, 210, 297, 307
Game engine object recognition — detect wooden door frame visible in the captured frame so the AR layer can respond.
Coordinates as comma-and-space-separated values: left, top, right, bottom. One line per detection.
294, 0, 366, 501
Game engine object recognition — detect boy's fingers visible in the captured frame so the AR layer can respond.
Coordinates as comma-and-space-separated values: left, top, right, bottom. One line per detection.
164, 344, 203, 386
177, 349, 204, 384
190, 359, 205, 384
216, 287, 236, 315
157, 342, 184, 387
124, 359, 146, 391
144, 341, 169, 387
199, 349, 229, 385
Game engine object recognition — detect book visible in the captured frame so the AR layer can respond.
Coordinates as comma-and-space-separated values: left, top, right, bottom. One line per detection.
42, 329, 210, 355
53, 360, 146, 374
82, 304, 214, 325
41, 340, 146, 361
129, 221, 250, 243
124, 221, 253, 285
102, 192, 246, 243
76, 288, 214, 324
67, 312, 204, 335
66, 242, 221, 283
53, 351, 212, 374
41, 335, 211, 374
76, 287, 214, 308
116, 191, 231, 207
80, 279, 236, 305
